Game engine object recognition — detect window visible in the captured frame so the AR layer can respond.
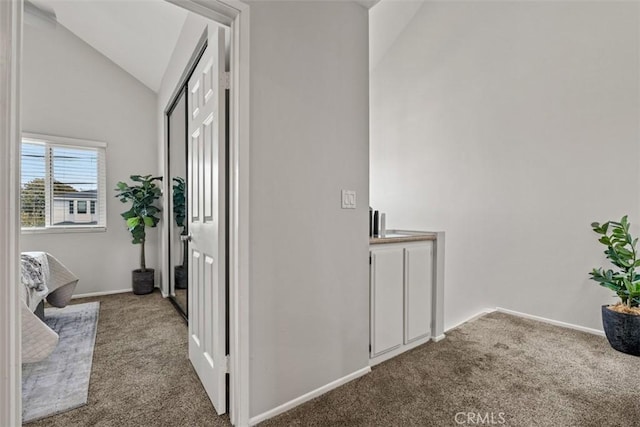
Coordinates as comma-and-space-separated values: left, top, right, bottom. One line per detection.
21, 133, 107, 231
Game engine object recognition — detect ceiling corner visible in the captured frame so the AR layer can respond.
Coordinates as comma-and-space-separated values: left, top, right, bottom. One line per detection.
355, 0, 382, 10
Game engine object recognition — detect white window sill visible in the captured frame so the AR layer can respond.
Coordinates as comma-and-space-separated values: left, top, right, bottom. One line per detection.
21, 226, 107, 235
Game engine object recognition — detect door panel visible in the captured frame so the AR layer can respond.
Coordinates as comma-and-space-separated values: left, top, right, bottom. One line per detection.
190, 130, 201, 221
404, 244, 433, 344
187, 25, 227, 415
370, 247, 404, 357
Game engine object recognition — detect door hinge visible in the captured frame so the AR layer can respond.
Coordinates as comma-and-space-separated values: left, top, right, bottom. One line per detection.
223, 72, 231, 90
222, 354, 230, 374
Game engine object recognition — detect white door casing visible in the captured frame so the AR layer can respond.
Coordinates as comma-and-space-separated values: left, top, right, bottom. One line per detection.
187, 25, 227, 415
0, 1, 23, 426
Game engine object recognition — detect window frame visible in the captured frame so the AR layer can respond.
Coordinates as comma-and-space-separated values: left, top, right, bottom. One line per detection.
21, 132, 107, 234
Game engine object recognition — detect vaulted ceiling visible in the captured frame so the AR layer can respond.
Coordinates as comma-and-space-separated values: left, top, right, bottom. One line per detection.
26, 0, 381, 92
28, 0, 189, 93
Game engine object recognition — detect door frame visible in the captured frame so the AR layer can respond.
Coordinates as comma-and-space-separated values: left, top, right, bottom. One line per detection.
0, 1, 251, 426
0, 1, 23, 425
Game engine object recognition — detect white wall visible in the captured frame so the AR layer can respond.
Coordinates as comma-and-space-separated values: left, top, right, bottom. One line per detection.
21, 19, 159, 295
155, 4, 370, 418
370, 1, 640, 331
247, 0, 370, 418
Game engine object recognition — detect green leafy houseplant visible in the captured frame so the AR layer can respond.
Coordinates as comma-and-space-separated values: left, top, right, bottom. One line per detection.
115, 175, 162, 272
590, 215, 640, 309
172, 177, 188, 289
172, 176, 187, 266
172, 177, 186, 233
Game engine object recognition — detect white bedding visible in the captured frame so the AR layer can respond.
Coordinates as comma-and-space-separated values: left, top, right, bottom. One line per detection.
21, 252, 50, 312
21, 252, 79, 363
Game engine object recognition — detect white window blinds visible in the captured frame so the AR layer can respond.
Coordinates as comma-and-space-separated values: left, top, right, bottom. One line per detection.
21, 134, 107, 230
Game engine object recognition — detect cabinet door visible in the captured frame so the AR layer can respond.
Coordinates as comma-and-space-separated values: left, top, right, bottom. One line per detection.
404, 243, 433, 344
370, 247, 404, 357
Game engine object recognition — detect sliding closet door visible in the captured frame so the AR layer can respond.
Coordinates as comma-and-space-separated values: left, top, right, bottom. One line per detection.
168, 88, 188, 317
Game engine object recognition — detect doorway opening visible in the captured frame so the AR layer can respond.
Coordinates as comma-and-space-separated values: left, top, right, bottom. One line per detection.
165, 24, 231, 414
1, 1, 250, 426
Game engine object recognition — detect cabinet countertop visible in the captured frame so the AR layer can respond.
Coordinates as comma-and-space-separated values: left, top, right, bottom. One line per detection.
370, 230, 438, 245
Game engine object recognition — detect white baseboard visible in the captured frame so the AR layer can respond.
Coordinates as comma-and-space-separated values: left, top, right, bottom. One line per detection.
495, 307, 605, 337
445, 309, 496, 333
71, 288, 131, 299
432, 334, 446, 342
248, 366, 371, 426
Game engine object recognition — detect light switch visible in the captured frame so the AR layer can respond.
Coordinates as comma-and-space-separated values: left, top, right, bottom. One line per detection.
341, 190, 356, 209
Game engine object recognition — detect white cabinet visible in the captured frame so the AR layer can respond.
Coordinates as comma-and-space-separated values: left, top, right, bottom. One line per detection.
370, 237, 440, 365
404, 244, 433, 344
370, 247, 404, 357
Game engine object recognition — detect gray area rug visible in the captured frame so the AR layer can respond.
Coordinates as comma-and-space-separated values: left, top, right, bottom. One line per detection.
22, 302, 100, 423
24, 292, 226, 427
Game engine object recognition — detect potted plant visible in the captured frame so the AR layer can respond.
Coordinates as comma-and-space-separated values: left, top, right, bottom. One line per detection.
590, 215, 640, 356
172, 176, 187, 289
115, 174, 162, 295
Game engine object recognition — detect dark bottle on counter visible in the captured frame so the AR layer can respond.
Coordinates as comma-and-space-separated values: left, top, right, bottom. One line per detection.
373, 210, 379, 237
369, 207, 373, 237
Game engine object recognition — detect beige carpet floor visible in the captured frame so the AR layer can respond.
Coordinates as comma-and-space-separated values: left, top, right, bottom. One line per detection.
262, 312, 640, 427
25, 295, 640, 426
25, 291, 227, 427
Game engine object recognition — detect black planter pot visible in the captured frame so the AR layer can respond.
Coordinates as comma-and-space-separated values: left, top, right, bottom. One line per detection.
175, 265, 187, 289
132, 269, 155, 295
602, 305, 640, 356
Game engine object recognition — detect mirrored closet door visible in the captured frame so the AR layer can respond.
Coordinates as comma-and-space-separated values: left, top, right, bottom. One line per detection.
167, 87, 188, 319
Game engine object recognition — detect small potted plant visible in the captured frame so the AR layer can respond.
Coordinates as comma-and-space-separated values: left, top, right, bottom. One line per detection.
172, 177, 187, 289
115, 174, 162, 295
590, 215, 640, 356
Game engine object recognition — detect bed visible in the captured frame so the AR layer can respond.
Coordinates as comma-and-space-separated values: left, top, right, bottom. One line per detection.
21, 252, 79, 363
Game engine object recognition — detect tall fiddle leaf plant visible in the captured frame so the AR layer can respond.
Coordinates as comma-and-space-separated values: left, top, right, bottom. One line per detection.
172, 176, 187, 267
115, 175, 162, 272
590, 215, 640, 308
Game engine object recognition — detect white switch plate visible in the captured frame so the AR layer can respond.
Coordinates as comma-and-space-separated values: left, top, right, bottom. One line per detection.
341, 190, 356, 209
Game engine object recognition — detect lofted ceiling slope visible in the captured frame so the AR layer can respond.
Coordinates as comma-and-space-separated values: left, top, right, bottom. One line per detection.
29, 0, 189, 93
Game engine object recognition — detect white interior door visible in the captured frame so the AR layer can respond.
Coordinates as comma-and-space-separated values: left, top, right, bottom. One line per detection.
187, 25, 227, 415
